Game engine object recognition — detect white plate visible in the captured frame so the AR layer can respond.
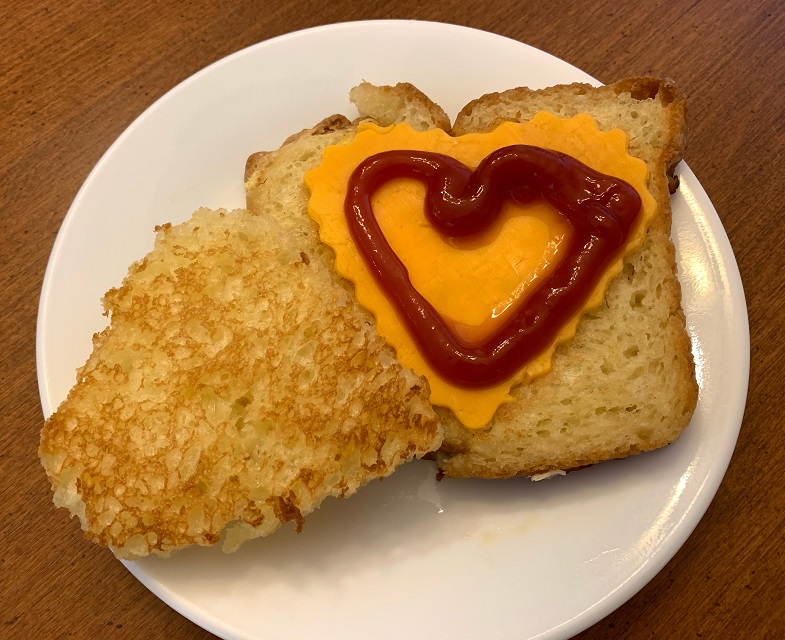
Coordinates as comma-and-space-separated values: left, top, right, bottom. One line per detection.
37, 20, 749, 640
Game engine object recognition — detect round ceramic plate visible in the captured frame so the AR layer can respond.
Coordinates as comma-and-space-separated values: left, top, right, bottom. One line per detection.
37, 20, 749, 640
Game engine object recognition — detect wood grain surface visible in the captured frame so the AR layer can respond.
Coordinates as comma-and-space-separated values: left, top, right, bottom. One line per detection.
2, 0, 783, 638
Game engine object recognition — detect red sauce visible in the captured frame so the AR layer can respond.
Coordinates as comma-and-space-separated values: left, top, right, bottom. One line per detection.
345, 145, 642, 388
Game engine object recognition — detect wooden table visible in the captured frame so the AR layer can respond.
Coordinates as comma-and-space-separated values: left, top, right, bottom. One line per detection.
2, 0, 783, 637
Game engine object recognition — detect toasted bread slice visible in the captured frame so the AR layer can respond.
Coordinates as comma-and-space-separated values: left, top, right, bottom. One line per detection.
39, 208, 441, 559
439, 77, 697, 477
245, 78, 697, 480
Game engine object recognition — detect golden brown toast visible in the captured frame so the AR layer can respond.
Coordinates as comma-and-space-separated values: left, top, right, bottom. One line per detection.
39, 208, 441, 558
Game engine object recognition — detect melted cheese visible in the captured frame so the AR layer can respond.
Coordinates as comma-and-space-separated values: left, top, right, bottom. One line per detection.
305, 114, 656, 428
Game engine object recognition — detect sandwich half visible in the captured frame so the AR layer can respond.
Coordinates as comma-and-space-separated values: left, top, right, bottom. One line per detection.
244, 78, 698, 479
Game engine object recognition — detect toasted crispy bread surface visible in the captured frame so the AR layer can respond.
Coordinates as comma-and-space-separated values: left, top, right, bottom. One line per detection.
40, 208, 441, 558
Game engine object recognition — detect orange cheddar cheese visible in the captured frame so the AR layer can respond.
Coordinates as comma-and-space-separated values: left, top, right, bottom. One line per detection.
305, 114, 656, 428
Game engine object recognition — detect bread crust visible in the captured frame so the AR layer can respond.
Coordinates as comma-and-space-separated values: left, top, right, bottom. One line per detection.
349, 81, 451, 133
244, 114, 353, 183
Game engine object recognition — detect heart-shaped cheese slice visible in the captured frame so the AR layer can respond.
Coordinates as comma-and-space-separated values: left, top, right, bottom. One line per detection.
305, 113, 655, 428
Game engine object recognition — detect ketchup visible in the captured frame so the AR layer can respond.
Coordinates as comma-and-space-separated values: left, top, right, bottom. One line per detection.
345, 146, 642, 388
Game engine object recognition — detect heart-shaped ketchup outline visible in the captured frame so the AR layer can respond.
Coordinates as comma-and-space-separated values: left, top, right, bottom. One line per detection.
345, 145, 642, 388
